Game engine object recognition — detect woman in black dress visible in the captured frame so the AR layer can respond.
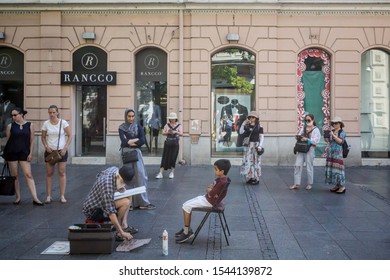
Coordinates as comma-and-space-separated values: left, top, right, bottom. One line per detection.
2, 108, 43, 205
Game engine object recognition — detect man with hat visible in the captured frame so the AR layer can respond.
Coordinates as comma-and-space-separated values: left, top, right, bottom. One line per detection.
82, 165, 138, 241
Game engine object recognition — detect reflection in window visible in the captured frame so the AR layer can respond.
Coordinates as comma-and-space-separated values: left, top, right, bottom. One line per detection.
211, 48, 255, 155
361, 49, 390, 158
135, 48, 167, 154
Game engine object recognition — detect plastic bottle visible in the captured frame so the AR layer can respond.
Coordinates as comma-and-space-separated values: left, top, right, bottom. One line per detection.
162, 229, 168, 256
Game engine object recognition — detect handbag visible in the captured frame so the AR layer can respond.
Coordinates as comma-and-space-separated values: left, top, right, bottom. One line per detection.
122, 148, 138, 164
257, 147, 265, 156
0, 163, 16, 196
293, 126, 315, 154
165, 123, 180, 146
45, 119, 62, 165
294, 140, 311, 154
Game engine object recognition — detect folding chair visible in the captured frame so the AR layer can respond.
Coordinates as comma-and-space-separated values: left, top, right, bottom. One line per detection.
190, 181, 231, 245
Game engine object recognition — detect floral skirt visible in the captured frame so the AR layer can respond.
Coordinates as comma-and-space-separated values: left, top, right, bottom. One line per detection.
325, 157, 345, 187
240, 143, 262, 182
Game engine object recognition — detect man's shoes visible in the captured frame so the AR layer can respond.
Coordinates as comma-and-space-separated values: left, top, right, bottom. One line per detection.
139, 204, 156, 210
122, 226, 139, 234
169, 172, 174, 179
175, 229, 194, 244
155, 173, 163, 179
175, 228, 184, 237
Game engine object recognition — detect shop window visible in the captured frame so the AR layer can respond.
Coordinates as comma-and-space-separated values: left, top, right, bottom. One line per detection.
297, 48, 331, 157
211, 48, 255, 156
361, 49, 390, 158
135, 48, 167, 154
0, 47, 24, 141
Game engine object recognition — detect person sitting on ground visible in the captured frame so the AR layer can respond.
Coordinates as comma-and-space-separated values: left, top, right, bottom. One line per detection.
175, 159, 231, 244
82, 165, 139, 241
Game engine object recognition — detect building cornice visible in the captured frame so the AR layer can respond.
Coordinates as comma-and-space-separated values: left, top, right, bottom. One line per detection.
1, 3, 390, 16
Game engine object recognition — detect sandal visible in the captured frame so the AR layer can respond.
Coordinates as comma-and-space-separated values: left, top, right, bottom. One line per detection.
305, 185, 312, 190
330, 186, 340, 192
289, 185, 299, 190
115, 233, 125, 242
122, 226, 139, 234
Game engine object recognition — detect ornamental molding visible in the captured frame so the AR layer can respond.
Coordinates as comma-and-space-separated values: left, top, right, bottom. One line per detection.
1, 6, 390, 16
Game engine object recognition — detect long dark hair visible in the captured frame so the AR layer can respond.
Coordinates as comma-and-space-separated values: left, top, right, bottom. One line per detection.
305, 113, 317, 126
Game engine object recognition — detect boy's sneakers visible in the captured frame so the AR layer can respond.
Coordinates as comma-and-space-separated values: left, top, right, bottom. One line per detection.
169, 172, 174, 179
155, 173, 163, 179
175, 229, 194, 244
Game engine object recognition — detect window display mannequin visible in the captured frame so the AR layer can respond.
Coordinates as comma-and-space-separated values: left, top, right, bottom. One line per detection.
0, 91, 16, 151
139, 90, 162, 152
221, 98, 248, 132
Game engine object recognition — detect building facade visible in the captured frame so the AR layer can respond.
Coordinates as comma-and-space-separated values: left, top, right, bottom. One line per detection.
1, 0, 390, 166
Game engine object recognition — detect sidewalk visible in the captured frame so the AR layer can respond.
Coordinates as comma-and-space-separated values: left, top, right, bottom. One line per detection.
0, 163, 389, 260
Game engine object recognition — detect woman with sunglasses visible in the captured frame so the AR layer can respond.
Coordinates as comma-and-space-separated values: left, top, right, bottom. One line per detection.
2, 108, 43, 205
290, 113, 320, 190
325, 116, 346, 194
239, 111, 264, 185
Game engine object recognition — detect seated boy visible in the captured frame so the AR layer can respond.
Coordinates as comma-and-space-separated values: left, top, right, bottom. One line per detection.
175, 159, 231, 243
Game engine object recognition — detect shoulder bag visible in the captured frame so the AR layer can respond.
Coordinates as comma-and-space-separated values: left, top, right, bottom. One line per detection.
165, 123, 180, 146
121, 147, 138, 164
0, 163, 16, 196
45, 119, 63, 165
293, 126, 315, 154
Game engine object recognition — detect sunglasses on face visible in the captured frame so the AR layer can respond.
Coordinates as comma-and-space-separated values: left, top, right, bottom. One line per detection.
12, 113, 20, 117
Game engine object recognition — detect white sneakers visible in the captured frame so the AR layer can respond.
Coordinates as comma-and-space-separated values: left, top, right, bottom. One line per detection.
156, 172, 174, 179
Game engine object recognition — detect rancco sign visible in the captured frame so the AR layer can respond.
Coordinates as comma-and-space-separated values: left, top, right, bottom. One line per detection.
61, 47, 116, 85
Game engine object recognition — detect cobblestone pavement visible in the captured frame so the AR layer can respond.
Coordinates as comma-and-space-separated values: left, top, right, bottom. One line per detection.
0, 163, 389, 260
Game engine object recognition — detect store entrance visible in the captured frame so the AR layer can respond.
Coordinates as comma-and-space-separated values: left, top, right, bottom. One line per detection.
76, 85, 107, 156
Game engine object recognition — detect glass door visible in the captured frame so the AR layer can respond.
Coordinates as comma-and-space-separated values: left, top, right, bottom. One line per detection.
76, 85, 107, 156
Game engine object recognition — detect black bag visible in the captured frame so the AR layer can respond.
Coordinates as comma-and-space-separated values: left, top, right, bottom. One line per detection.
293, 126, 315, 154
165, 123, 180, 146
257, 147, 265, 156
165, 137, 179, 146
121, 148, 138, 164
294, 140, 311, 154
341, 139, 350, 158
0, 163, 16, 196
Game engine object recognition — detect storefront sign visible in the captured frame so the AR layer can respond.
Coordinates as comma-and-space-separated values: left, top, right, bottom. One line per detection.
61, 46, 116, 85
0, 49, 24, 82
61, 71, 116, 85
136, 48, 167, 81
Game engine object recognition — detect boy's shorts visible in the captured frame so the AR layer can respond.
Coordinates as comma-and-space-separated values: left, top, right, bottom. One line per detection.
182, 195, 212, 214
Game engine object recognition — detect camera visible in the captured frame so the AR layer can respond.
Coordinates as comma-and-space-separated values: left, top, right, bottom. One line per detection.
324, 130, 330, 139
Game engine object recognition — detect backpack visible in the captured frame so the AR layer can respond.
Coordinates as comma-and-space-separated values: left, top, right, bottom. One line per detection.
338, 130, 350, 158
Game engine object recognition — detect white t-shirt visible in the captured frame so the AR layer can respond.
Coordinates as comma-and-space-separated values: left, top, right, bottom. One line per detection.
41, 119, 69, 150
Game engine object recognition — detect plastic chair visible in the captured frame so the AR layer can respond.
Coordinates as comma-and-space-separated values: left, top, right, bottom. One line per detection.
190, 181, 231, 245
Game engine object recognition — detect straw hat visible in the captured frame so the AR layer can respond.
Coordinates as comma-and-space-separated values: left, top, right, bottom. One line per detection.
248, 111, 259, 119
167, 112, 178, 120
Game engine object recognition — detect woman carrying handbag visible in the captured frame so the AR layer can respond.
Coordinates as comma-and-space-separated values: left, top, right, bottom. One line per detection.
290, 113, 320, 191
239, 111, 264, 185
41, 105, 72, 203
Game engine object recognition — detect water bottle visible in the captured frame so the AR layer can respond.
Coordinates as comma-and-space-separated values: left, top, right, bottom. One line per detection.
162, 229, 168, 256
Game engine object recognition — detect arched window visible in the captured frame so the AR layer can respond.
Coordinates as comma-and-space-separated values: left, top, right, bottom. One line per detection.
297, 48, 331, 157
0, 47, 24, 139
361, 49, 390, 158
135, 47, 167, 154
211, 48, 255, 156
